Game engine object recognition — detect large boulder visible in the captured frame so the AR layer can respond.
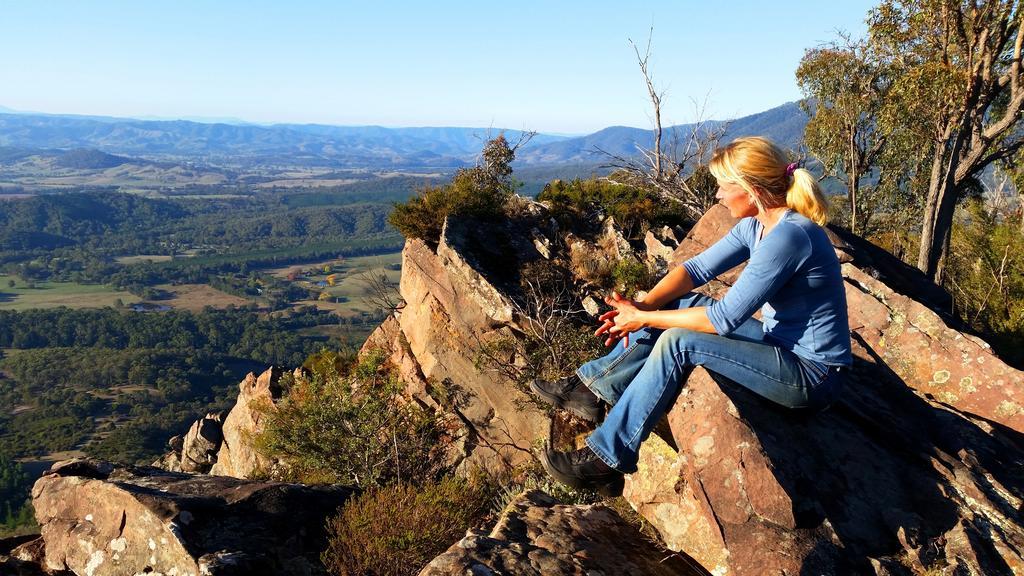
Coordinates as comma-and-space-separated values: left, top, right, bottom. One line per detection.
209, 366, 282, 478
364, 215, 551, 474
622, 206, 1024, 575
420, 490, 706, 576
177, 411, 227, 474
30, 459, 353, 576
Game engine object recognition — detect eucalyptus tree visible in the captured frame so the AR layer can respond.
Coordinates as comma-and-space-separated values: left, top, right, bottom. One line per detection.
868, 0, 1024, 281
797, 38, 891, 234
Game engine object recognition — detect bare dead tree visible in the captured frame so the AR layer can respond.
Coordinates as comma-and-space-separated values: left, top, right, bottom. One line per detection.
632, 30, 663, 179
473, 268, 589, 392
598, 29, 729, 220
510, 275, 587, 374
355, 265, 403, 313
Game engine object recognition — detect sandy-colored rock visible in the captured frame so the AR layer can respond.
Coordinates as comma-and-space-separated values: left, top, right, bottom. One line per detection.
530, 227, 553, 259
1, 535, 65, 576
644, 228, 676, 262
389, 219, 550, 474
31, 459, 352, 576
420, 490, 706, 576
362, 315, 435, 408
209, 367, 282, 478
600, 216, 635, 260
178, 411, 226, 473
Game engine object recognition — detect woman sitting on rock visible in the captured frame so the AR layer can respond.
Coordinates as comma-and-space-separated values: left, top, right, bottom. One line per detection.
535, 136, 852, 496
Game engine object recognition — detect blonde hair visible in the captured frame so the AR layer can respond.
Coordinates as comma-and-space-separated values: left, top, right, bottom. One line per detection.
708, 136, 829, 225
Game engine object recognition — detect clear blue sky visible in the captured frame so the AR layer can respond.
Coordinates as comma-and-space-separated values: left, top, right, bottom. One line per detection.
2, 1, 874, 134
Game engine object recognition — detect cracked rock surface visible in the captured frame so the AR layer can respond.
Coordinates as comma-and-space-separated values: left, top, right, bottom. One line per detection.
31, 459, 353, 576
420, 490, 707, 576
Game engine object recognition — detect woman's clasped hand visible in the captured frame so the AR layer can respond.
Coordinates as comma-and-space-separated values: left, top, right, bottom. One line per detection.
595, 292, 648, 348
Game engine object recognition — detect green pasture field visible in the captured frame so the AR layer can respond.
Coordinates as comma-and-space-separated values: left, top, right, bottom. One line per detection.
115, 254, 175, 265
279, 251, 402, 317
296, 324, 376, 349
0, 276, 140, 311
265, 251, 401, 278
149, 236, 403, 271
152, 283, 256, 311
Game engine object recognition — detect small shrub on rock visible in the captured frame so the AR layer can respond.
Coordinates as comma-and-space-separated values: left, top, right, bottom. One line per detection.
538, 178, 688, 239
611, 256, 657, 298
321, 478, 489, 576
389, 135, 519, 244
255, 351, 447, 487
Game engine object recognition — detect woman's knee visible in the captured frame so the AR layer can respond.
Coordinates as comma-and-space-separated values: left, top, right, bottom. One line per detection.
653, 327, 699, 351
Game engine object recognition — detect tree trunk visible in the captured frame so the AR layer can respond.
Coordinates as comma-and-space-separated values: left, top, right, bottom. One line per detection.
848, 132, 860, 234
653, 109, 662, 179
917, 151, 947, 275
935, 219, 952, 285
923, 174, 959, 280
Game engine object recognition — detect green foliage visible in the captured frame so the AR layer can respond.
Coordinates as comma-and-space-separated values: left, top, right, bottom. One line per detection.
867, 0, 1024, 277
944, 199, 1024, 367
255, 351, 447, 487
321, 478, 488, 576
0, 450, 35, 536
0, 306, 341, 461
537, 178, 687, 239
0, 190, 401, 292
389, 135, 517, 243
797, 39, 892, 234
611, 257, 656, 299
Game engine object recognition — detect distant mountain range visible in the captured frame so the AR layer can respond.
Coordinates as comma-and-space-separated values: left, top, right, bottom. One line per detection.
0, 103, 808, 170
516, 103, 807, 165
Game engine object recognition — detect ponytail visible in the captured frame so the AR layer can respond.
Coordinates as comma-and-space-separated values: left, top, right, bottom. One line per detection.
786, 168, 829, 225
710, 137, 831, 227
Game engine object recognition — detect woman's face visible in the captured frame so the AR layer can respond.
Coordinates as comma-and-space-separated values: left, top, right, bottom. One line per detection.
715, 179, 757, 219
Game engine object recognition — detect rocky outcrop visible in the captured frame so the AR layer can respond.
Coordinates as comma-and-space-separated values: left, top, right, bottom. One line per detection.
420, 490, 706, 576
644, 225, 682, 270
364, 214, 552, 474
155, 367, 283, 479
209, 366, 282, 478
843, 264, 1023, 430
176, 411, 226, 473
1, 534, 67, 576
622, 205, 1024, 575
134, 198, 1023, 575
30, 459, 353, 576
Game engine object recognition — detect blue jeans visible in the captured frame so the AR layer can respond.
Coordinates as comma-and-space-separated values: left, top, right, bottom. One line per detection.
578, 293, 844, 473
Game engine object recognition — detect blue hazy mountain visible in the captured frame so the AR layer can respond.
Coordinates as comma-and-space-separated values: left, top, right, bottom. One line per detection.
515, 102, 807, 164
0, 102, 807, 169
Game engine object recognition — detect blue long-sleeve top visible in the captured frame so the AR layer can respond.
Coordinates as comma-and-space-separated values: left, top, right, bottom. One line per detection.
682, 210, 852, 366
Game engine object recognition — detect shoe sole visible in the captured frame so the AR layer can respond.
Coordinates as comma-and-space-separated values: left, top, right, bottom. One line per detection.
539, 449, 624, 498
530, 381, 603, 423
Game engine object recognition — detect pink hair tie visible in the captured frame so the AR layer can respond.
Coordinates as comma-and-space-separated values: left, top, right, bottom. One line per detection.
785, 162, 799, 176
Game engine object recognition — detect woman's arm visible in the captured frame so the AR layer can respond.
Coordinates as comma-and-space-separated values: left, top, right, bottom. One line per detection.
635, 265, 695, 311
636, 306, 716, 333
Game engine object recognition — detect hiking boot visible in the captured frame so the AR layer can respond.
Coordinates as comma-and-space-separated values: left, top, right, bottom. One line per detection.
530, 375, 604, 423
539, 444, 624, 497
